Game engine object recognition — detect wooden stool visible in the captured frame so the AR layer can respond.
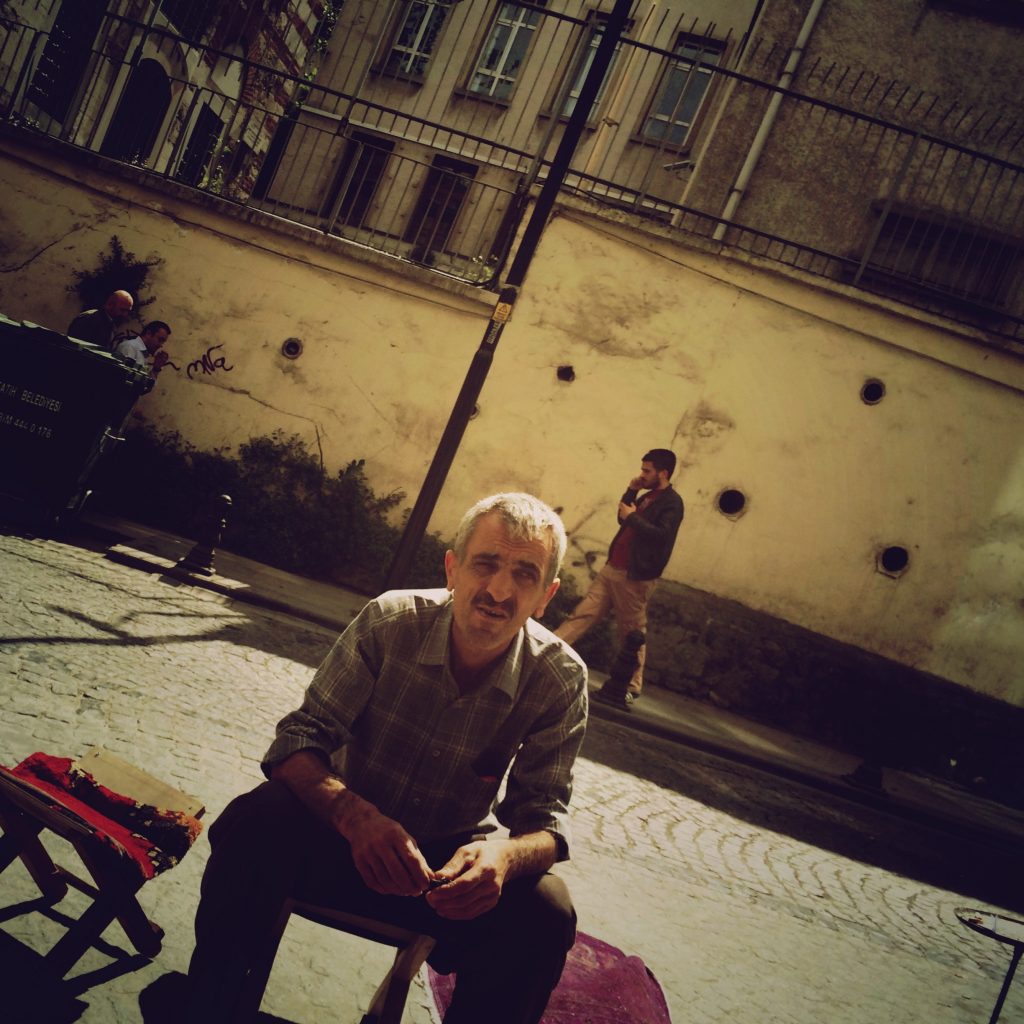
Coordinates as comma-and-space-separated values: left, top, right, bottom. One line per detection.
0, 747, 203, 975
237, 899, 436, 1024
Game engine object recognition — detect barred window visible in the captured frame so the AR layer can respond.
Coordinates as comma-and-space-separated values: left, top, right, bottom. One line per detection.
468, 2, 543, 101
560, 11, 624, 120
383, 1, 453, 79
641, 35, 723, 149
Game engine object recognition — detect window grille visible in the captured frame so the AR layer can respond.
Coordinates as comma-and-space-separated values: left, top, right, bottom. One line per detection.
863, 208, 1021, 309
405, 156, 478, 263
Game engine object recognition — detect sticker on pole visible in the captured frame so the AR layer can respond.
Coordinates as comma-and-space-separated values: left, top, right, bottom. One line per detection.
491, 301, 513, 323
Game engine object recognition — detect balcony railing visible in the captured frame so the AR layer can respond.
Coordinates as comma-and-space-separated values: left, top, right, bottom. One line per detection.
1, 1, 1022, 347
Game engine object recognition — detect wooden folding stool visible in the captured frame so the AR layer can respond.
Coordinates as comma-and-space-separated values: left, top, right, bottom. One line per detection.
0, 747, 204, 976
237, 898, 436, 1024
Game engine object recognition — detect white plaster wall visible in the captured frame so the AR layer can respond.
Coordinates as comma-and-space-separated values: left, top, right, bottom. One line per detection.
493, 211, 1024, 705
1, 140, 1022, 707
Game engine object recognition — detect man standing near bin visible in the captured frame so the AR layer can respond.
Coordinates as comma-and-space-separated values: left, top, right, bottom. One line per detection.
185, 492, 588, 1024
556, 449, 683, 709
113, 320, 172, 378
67, 289, 133, 348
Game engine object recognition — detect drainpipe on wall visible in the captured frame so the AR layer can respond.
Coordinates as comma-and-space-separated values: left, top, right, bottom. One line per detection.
711, 0, 826, 242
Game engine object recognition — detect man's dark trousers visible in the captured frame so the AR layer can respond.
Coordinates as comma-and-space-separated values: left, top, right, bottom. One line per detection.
187, 781, 576, 1023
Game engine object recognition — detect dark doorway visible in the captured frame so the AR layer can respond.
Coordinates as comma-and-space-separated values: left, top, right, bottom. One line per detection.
404, 155, 477, 264
26, 0, 106, 123
321, 132, 394, 230
100, 59, 172, 164
175, 104, 224, 187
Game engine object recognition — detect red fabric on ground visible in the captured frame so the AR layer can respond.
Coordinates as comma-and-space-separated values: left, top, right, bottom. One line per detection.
428, 931, 673, 1023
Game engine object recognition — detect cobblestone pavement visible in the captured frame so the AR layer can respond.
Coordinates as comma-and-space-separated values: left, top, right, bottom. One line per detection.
1, 530, 1021, 1024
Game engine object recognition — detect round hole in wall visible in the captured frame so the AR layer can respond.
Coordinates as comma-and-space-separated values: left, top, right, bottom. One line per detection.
281, 337, 303, 359
717, 488, 746, 517
861, 378, 885, 404
878, 545, 909, 576
557, 365, 575, 382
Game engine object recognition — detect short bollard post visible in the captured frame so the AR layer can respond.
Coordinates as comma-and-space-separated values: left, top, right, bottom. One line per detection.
595, 629, 645, 710
177, 494, 232, 576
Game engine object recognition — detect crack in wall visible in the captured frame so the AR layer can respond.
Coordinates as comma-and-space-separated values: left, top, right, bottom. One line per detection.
0, 223, 90, 274
198, 380, 327, 439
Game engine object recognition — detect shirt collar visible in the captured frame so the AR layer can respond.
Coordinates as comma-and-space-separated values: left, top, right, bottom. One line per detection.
419, 592, 524, 699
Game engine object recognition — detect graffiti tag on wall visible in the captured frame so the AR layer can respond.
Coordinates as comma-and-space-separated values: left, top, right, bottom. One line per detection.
187, 344, 234, 380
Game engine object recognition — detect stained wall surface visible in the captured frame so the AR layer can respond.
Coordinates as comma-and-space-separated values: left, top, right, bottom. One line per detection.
1, 134, 1021, 712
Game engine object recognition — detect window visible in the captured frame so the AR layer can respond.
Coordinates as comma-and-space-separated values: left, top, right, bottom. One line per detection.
641, 35, 723, 148
160, 0, 218, 42
861, 208, 1021, 309
468, 2, 543, 101
404, 156, 477, 262
383, 1, 452, 79
558, 11, 624, 120
25, 0, 106, 123
176, 104, 224, 187
322, 132, 394, 230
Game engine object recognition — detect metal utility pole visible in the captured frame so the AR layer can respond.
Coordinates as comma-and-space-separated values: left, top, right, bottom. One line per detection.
385, 0, 633, 589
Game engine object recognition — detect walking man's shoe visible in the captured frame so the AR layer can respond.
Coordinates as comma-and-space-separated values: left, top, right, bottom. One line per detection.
595, 684, 634, 711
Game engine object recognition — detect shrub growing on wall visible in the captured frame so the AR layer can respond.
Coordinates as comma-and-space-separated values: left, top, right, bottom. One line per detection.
90, 425, 614, 666
68, 235, 163, 320
91, 427, 446, 592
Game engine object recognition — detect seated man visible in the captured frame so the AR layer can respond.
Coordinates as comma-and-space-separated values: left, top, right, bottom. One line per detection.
113, 319, 172, 377
186, 492, 589, 1024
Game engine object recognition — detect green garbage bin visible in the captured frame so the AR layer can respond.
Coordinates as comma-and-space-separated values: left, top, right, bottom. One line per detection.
0, 314, 152, 529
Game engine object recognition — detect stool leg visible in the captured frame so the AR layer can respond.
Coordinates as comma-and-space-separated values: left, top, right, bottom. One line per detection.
78, 843, 163, 958
233, 899, 295, 1022
0, 804, 68, 901
363, 934, 436, 1024
989, 944, 1023, 1024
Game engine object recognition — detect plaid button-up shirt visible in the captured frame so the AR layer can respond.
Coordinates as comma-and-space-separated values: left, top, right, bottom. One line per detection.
263, 589, 588, 858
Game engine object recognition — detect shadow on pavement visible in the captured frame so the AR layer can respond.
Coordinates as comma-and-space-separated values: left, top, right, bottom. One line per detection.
139, 971, 296, 1024
582, 716, 1024, 915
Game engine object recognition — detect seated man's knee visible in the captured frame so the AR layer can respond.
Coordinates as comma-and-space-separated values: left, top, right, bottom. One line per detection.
504, 872, 576, 955
208, 779, 312, 854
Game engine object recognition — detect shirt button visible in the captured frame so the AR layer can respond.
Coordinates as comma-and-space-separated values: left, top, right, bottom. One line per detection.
432, 749, 440, 758
413, 797, 421, 806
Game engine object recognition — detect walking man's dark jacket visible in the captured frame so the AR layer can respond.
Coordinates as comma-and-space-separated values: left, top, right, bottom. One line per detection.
612, 485, 684, 580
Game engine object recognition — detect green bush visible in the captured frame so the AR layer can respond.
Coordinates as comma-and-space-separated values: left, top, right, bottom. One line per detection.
68, 235, 163, 320
92, 427, 446, 593
91, 426, 613, 669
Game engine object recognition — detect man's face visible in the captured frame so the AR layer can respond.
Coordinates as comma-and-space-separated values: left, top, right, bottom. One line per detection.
637, 460, 663, 489
142, 327, 170, 354
445, 513, 560, 668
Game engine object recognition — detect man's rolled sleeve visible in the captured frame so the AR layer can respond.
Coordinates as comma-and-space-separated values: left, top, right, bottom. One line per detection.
497, 667, 588, 860
261, 610, 379, 776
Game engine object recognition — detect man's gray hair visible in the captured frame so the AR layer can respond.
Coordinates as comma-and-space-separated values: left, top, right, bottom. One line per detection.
453, 493, 567, 586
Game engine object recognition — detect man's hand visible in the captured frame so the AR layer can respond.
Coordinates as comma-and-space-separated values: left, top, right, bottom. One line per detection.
272, 750, 433, 897
628, 475, 644, 489
425, 840, 510, 920
336, 795, 434, 896
425, 831, 558, 920
618, 500, 637, 519
152, 350, 170, 373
